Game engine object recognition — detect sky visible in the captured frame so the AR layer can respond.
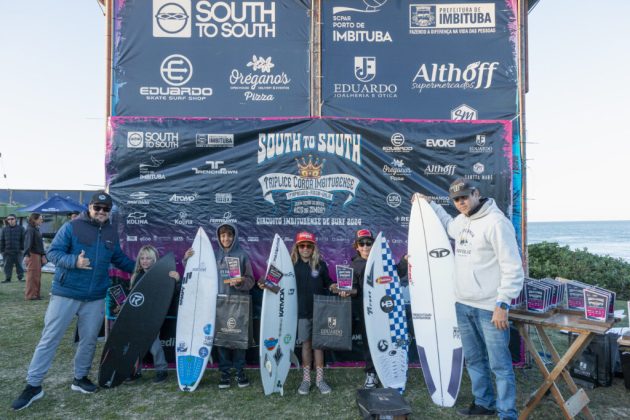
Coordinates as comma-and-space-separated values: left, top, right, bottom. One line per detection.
0, 0, 628, 222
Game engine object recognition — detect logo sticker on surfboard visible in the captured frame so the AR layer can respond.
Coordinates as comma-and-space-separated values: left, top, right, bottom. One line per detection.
264, 337, 278, 351
429, 248, 451, 258
376, 275, 393, 284
380, 295, 395, 313
128, 292, 145, 307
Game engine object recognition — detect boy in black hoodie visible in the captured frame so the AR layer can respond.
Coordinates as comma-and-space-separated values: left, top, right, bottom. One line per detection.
214, 223, 255, 389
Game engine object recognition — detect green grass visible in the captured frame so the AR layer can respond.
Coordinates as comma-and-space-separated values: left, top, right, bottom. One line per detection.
0, 275, 628, 419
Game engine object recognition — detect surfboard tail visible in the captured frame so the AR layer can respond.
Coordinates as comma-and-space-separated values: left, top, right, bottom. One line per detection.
177, 355, 206, 392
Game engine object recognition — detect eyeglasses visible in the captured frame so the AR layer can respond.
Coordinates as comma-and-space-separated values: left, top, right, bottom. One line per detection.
92, 205, 111, 213
357, 241, 373, 247
298, 243, 314, 249
453, 195, 470, 203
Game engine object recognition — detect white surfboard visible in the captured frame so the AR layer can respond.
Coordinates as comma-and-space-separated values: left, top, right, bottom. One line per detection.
364, 232, 409, 392
259, 234, 298, 396
408, 198, 463, 407
176, 227, 218, 392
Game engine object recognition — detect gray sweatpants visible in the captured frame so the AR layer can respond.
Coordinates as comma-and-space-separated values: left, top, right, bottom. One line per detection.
137, 337, 168, 372
26, 295, 104, 386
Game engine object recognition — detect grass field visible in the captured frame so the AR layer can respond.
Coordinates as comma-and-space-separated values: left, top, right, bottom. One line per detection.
0, 274, 628, 419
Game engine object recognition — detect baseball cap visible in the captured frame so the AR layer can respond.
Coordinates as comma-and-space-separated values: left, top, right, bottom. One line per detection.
90, 191, 113, 207
355, 229, 374, 242
449, 178, 476, 199
295, 231, 316, 244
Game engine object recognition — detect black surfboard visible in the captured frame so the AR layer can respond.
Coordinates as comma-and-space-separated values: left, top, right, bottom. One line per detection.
98, 253, 176, 388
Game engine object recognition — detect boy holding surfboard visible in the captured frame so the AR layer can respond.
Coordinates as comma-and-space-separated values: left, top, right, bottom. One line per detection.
184, 223, 254, 389
214, 223, 255, 389
414, 178, 524, 419
290, 231, 333, 395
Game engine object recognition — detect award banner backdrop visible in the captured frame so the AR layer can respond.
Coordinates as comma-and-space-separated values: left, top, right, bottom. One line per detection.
106, 116, 512, 277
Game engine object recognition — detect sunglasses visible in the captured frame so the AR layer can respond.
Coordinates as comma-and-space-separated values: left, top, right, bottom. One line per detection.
298, 243, 314, 249
92, 205, 111, 213
453, 195, 470, 203
357, 241, 373, 247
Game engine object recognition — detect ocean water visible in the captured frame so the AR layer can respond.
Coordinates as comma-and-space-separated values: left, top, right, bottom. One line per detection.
527, 220, 630, 262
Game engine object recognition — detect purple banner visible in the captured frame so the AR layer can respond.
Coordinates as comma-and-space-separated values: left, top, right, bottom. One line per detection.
106, 117, 512, 277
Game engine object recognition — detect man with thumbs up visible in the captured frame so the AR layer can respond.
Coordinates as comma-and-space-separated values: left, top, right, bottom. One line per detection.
12, 192, 135, 411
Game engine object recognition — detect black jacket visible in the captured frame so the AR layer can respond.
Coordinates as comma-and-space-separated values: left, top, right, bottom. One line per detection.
295, 259, 332, 319
24, 224, 45, 256
350, 254, 367, 317
0, 224, 25, 255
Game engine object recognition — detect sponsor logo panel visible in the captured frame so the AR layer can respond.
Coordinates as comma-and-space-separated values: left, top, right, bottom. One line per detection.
409, 3, 496, 35
451, 104, 477, 120
192, 161, 239, 175
127, 131, 179, 149
412, 61, 499, 93
152, 0, 277, 39
196, 134, 234, 148
383, 159, 411, 182
139, 54, 213, 102
139, 157, 166, 180
333, 56, 398, 100
382, 133, 413, 153
229, 55, 291, 102
469, 134, 493, 153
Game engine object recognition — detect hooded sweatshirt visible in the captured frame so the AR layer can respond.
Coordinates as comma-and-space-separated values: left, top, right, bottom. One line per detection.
430, 198, 524, 311
215, 223, 254, 295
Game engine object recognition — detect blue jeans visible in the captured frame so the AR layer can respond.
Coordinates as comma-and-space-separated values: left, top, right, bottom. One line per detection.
456, 302, 517, 420
217, 347, 246, 376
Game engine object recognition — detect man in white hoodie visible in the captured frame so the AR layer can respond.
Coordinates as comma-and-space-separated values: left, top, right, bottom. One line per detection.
415, 178, 524, 420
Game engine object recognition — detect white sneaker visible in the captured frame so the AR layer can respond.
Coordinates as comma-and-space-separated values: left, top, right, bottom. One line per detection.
364, 372, 379, 389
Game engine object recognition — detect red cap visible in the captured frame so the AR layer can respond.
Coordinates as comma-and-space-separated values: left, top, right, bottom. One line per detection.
355, 229, 374, 241
295, 231, 316, 244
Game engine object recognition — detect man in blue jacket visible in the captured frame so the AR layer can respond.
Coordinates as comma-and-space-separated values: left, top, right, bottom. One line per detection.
11, 192, 135, 411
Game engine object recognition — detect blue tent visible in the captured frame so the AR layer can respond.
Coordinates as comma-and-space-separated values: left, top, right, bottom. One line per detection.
19, 195, 87, 214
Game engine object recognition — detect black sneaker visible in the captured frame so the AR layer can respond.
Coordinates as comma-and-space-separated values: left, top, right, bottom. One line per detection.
18, 278, 25, 282
11, 385, 44, 411
218, 374, 231, 389
1, 279, 11, 283
124, 372, 142, 383
237, 372, 250, 388
71, 376, 97, 394
153, 371, 168, 384
457, 402, 497, 416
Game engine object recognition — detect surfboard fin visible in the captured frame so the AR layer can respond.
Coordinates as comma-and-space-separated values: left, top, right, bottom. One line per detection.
290, 351, 300, 370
